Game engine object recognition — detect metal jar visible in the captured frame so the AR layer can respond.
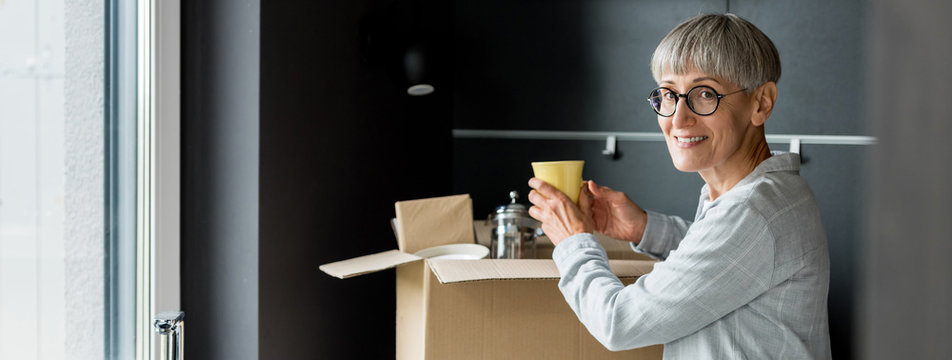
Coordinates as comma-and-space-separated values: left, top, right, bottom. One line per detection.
489, 191, 541, 259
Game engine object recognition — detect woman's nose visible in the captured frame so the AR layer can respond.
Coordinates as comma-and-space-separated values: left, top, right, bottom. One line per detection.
671, 99, 695, 128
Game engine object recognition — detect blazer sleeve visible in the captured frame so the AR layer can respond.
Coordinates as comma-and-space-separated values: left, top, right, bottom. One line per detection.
631, 209, 692, 260
553, 202, 775, 351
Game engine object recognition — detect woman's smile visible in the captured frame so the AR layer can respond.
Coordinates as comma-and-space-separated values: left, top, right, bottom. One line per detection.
656, 67, 763, 183
673, 135, 709, 148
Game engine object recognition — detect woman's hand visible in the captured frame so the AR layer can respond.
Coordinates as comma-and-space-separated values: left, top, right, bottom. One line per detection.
527, 177, 595, 246
582, 180, 647, 243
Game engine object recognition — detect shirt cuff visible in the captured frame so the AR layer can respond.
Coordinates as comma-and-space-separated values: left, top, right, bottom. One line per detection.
630, 210, 670, 260
552, 233, 607, 274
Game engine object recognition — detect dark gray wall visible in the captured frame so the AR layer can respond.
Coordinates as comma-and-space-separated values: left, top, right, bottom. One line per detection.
452, 1, 867, 359
861, 0, 952, 359
182, 0, 260, 358
733, 0, 867, 135
183, 0, 453, 358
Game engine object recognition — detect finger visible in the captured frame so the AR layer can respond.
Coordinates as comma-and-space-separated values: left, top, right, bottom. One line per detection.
527, 205, 545, 221
527, 189, 543, 206
578, 187, 593, 218
581, 181, 594, 197
592, 179, 617, 195
578, 181, 592, 202
528, 189, 559, 207
588, 180, 623, 201
585, 179, 602, 197
528, 177, 562, 200
528, 177, 545, 191
528, 178, 547, 199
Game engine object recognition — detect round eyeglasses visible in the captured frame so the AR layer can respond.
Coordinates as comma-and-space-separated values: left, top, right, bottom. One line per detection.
647, 86, 747, 117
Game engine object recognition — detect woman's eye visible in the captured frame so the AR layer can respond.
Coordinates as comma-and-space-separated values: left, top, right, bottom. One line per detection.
700, 90, 714, 99
664, 92, 676, 100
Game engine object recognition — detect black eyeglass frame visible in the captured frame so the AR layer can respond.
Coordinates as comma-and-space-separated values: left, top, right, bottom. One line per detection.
646, 86, 747, 117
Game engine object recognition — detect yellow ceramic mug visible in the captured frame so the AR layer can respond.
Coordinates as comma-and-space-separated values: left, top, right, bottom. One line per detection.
531, 160, 585, 204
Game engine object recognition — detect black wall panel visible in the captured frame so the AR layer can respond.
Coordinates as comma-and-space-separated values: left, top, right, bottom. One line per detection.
184, 0, 453, 358
258, 0, 454, 358
453, 0, 724, 132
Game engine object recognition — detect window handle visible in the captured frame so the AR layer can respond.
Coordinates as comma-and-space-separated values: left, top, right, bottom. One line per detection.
154, 311, 185, 360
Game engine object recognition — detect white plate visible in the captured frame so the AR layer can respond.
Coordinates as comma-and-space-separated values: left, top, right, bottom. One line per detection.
414, 243, 489, 260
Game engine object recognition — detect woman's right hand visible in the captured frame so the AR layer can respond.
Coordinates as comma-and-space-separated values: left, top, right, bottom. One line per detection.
578, 180, 648, 243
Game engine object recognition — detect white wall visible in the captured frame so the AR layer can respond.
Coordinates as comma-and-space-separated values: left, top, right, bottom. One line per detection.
63, 0, 105, 358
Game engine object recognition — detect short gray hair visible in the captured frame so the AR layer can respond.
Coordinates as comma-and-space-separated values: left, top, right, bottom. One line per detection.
650, 13, 781, 92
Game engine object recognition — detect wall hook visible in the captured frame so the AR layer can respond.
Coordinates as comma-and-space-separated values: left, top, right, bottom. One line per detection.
789, 138, 801, 154
602, 135, 617, 158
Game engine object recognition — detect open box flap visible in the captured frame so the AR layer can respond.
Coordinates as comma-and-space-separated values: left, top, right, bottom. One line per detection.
394, 194, 473, 253
320, 249, 421, 279
427, 259, 656, 284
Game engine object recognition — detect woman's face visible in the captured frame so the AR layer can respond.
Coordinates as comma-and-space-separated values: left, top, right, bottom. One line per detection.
657, 68, 756, 174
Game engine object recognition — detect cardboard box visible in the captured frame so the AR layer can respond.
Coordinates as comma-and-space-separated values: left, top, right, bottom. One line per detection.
473, 219, 658, 261
320, 194, 662, 359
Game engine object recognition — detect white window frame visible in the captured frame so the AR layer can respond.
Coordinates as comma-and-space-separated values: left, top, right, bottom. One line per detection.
136, 0, 181, 359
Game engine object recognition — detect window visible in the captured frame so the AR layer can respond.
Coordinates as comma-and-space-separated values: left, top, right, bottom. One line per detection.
0, 0, 178, 358
0, 0, 67, 358
107, 0, 138, 358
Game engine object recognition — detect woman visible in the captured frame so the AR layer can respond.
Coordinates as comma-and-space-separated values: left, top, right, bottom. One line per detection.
527, 13, 831, 359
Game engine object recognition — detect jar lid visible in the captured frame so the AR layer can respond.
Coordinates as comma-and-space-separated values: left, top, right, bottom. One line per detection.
491, 191, 538, 227
494, 190, 525, 213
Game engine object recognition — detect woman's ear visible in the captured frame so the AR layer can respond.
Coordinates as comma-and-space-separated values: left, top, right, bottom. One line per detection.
751, 81, 777, 127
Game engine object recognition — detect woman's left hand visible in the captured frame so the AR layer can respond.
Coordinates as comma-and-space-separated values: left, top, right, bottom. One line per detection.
527, 177, 596, 246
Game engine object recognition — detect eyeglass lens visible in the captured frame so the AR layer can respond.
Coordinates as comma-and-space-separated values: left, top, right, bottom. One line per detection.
648, 86, 721, 116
